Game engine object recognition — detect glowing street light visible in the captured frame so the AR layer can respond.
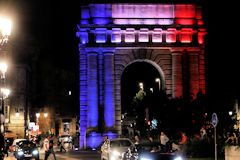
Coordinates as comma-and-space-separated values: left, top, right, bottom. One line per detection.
155, 78, 161, 91
0, 17, 12, 44
150, 88, 153, 93
139, 82, 144, 90
36, 113, 40, 118
1, 88, 10, 99
0, 16, 11, 134
0, 62, 7, 79
44, 113, 48, 118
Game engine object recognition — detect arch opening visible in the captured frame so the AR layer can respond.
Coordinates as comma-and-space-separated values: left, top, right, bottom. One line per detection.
121, 60, 166, 138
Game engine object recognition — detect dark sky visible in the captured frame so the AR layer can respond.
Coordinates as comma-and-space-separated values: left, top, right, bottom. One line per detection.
2, 1, 240, 103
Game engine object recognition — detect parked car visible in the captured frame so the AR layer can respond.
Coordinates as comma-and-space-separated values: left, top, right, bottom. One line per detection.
101, 138, 134, 160
122, 142, 184, 160
14, 140, 39, 160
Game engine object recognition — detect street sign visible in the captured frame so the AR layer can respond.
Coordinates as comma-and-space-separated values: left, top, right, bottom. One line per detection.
212, 113, 218, 160
212, 113, 218, 127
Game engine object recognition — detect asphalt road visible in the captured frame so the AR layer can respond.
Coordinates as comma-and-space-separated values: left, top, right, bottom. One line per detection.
4, 150, 101, 160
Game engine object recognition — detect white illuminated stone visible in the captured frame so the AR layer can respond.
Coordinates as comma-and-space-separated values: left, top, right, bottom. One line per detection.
139, 28, 149, 42
166, 28, 177, 43
125, 28, 135, 43
152, 28, 162, 43
111, 28, 121, 43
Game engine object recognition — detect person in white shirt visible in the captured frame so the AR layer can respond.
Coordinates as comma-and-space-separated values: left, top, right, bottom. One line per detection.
160, 132, 169, 152
160, 132, 169, 146
44, 136, 50, 160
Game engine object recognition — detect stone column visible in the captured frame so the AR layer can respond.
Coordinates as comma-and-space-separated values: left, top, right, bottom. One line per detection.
172, 51, 183, 98
104, 52, 115, 128
87, 52, 98, 128
188, 52, 199, 99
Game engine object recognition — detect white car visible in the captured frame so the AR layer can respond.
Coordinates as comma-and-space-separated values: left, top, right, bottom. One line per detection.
101, 138, 133, 160
12, 139, 27, 151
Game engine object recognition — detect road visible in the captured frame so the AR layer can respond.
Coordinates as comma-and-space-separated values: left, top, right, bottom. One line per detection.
4, 150, 101, 160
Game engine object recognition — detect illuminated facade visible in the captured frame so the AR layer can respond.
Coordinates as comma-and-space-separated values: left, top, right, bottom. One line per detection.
77, 4, 207, 148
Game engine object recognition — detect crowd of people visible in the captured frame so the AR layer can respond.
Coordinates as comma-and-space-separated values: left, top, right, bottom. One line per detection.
129, 125, 218, 155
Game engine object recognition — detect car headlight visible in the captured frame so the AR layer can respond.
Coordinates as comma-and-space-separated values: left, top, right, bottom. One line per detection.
17, 151, 24, 156
174, 156, 183, 160
140, 157, 153, 160
32, 150, 39, 155
113, 150, 121, 156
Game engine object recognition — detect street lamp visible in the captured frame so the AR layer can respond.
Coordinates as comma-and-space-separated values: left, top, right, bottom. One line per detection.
139, 82, 144, 90
0, 16, 11, 135
1, 88, 10, 99
36, 113, 40, 124
0, 17, 12, 45
44, 113, 48, 118
150, 88, 153, 93
36, 113, 40, 118
155, 78, 161, 91
0, 62, 7, 78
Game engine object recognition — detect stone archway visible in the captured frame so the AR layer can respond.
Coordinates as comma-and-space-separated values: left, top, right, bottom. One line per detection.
77, 4, 207, 149
120, 59, 166, 137
114, 49, 172, 135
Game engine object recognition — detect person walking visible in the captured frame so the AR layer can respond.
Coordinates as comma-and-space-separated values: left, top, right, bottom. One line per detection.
134, 135, 140, 145
44, 135, 50, 160
49, 135, 57, 160
59, 137, 66, 152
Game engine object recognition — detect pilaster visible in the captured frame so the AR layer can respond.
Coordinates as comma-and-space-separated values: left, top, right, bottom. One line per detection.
103, 52, 115, 128
188, 52, 199, 99
172, 51, 183, 98
87, 52, 98, 128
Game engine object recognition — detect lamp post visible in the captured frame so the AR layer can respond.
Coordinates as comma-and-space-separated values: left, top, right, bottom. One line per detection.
0, 17, 12, 45
44, 113, 49, 133
36, 113, 40, 124
0, 16, 11, 135
139, 82, 144, 90
1, 88, 10, 114
155, 78, 161, 91
0, 63, 7, 112
0, 62, 8, 134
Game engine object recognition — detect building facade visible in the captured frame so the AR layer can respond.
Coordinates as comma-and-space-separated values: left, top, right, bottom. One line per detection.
5, 64, 31, 138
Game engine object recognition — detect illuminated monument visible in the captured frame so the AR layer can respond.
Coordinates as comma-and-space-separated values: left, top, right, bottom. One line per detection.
77, 4, 207, 148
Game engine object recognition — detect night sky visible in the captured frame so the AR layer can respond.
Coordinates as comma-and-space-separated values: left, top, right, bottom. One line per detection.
1, 1, 240, 109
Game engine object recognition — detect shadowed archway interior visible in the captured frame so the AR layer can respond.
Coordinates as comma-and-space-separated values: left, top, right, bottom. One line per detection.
121, 61, 161, 115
